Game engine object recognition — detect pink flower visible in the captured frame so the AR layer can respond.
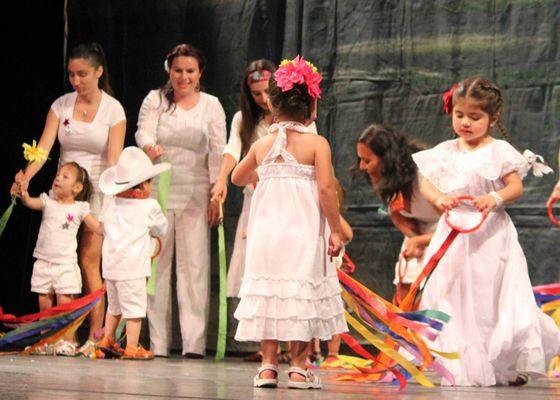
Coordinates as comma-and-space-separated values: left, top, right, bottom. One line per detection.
442, 83, 458, 114
66, 214, 75, 222
274, 55, 322, 99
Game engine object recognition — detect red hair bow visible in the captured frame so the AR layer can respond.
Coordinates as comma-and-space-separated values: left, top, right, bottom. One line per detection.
442, 83, 458, 114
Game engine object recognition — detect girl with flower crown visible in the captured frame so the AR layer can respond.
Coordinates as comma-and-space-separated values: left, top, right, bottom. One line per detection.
411, 77, 560, 386
231, 56, 350, 389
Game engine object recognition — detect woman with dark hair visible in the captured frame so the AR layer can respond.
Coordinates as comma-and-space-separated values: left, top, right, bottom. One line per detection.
11, 42, 126, 357
355, 123, 439, 303
135, 43, 226, 358
211, 59, 276, 298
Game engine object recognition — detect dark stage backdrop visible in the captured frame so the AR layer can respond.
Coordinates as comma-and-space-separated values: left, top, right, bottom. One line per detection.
1, 1, 558, 353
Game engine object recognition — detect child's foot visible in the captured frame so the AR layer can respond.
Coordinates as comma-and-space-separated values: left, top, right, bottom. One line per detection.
253, 364, 279, 388
508, 373, 529, 386
95, 337, 124, 359
244, 351, 263, 362
25, 343, 54, 356
53, 340, 77, 357
287, 366, 322, 389
122, 345, 154, 360
77, 340, 97, 359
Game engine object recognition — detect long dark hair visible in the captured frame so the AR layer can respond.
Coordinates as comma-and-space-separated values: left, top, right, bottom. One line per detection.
160, 43, 206, 112
62, 162, 93, 202
451, 76, 512, 142
239, 59, 276, 157
68, 43, 113, 95
354, 123, 424, 204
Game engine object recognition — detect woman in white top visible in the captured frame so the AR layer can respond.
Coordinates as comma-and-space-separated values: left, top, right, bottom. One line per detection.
355, 124, 440, 304
11, 43, 126, 356
135, 44, 226, 358
211, 59, 276, 298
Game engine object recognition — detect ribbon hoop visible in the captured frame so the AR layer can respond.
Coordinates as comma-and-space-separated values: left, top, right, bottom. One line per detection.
444, 196, 488, 234
549, 198, 560, 226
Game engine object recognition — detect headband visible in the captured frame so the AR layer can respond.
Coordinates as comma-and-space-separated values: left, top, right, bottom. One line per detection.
247, 69, 271, 85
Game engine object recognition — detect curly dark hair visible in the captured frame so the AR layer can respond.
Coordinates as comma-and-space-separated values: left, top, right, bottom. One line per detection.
268, 75, 313, 121
451, 76, 512, 142
239, 59, 276, 157
354, 123, 425, 204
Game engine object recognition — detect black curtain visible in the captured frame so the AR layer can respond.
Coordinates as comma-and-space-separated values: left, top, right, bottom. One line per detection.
1, 1, 558, 348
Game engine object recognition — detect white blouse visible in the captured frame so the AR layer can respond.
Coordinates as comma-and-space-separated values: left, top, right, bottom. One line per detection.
223, 111, 270, 163
135, 90, 226, 209
52, 91, 126, 189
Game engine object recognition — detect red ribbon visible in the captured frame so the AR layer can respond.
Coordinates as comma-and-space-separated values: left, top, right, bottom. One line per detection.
0, 287, 105, 324
549, 198, 559, 226
443, 83, 458, 114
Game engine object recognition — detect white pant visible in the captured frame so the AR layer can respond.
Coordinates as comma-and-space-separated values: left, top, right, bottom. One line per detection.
147, 203, 210, 356
106, 278, 147, 319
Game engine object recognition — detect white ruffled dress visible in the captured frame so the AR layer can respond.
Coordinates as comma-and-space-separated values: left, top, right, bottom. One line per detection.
412, 139, 560, 386
234, 122, 348, 342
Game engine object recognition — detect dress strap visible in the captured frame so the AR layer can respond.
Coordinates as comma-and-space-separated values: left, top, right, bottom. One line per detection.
262, 121, 313, 165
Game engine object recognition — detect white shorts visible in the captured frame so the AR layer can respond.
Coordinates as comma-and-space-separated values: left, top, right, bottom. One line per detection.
106, 278, 147, 319
31, 259, 82, 295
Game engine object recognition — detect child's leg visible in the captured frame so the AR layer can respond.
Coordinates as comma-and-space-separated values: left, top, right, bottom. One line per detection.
327, 334, 341, 357
55, 294, 75, 342
124, 318, 141, 349
289, 341, 310, 381
259, 340, 279, 379
38, 293, 54, 311
103, 312, 121, 342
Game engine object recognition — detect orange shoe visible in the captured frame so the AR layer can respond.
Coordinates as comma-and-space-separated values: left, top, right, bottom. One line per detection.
96, 337, 124, 359
122, 345, 154, 360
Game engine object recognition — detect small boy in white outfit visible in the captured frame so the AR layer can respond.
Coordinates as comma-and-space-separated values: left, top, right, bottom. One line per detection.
96, 147, 170, 360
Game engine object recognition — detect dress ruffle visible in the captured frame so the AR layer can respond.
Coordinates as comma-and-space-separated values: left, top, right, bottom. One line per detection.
412, 139, 530, 193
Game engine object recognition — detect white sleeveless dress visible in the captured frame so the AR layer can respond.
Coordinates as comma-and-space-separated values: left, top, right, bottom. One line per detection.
412, 139, 560, 386
234, 122, 348, 342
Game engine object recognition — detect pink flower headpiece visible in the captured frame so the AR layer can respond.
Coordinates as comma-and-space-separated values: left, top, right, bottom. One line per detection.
442, 83, 458, 114
274, 55, 322, 99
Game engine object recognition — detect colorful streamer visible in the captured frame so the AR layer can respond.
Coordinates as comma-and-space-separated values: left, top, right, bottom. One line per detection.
0, 288, 105, 352
533, 283, 560, 378
215, 199, 227, 361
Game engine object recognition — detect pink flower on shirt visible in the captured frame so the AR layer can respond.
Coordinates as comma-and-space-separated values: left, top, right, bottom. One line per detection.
67, 214, 75, 222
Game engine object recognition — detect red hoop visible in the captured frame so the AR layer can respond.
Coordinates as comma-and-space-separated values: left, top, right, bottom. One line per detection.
397, 253, 409, 283
444, 195, 487, 234
150, 237, 163, 261
549, 198, 560, 226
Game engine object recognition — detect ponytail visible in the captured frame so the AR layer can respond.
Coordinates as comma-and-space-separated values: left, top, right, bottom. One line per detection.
68, 42, 113, 95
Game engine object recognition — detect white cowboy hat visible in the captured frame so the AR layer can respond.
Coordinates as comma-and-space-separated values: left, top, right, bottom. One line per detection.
99, 147, 170, 195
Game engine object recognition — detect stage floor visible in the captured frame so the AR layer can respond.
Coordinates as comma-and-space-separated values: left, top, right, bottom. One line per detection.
0, 355, 558, 399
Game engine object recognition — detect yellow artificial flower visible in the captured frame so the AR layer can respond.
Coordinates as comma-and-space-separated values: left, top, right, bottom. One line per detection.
306, 61, 318, 73
279, 59, 291, 67
22, 140, 48, 164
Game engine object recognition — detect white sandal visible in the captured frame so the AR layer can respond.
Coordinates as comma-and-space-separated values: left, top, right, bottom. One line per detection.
253, 364, 279, 388
54, 340, 77, 357
287, 366, 322, 389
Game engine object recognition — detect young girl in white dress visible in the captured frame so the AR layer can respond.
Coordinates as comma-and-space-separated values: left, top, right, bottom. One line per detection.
412, 76, 560, 386
232, 56, 349, 389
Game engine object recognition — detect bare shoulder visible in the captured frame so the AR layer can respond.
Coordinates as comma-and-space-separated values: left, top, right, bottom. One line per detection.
302, 133, 330, 149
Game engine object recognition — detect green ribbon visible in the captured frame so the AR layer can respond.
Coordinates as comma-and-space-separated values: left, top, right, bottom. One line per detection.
0, 197, 17, 238
147, 165, 171, 296
215, 217, 227, 361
